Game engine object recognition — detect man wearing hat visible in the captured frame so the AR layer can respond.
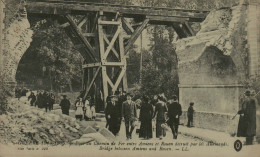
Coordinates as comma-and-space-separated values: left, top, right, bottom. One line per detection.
105, 95, 121, 136
167, 95, 182, 139
59, 95, 71, 115
122, 93, 137, 140
237, 90, 256, 145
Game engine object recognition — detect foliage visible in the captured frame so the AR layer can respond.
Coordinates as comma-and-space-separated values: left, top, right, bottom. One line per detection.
16, 19, 83, 92
140, 65, 179, 98
0, 74, 13, 114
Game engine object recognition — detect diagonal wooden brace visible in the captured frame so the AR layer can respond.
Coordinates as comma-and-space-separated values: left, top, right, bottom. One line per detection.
103, 34, 120, 60
103, 27, 121, 60
83, 66, 101, 99
124, 19, 149, 56
112, 66, 126, 92
66, 14, 97, 62
121, 17, 134, 35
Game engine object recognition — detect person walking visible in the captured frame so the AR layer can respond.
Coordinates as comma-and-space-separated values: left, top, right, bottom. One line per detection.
28, 91, 36, 106
122, 93, 137, 140
59, 95, 71, 115
139, 95, 153, 139
167, 95, 182, 139
237, 90, 257, 145
153, 95, 168, 140
187, 102, 194, 127
75, 98, 84, 121
105, 95, 121, 136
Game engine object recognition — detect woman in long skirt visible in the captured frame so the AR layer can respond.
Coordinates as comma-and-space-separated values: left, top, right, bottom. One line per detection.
153, 95, 168, 140
84, 96, 92, 120
75, 98, 84, 121
139, 95, 153, 139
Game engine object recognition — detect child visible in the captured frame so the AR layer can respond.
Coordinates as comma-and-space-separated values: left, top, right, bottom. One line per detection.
187, 102, 194, 127
91, 104, 96, 120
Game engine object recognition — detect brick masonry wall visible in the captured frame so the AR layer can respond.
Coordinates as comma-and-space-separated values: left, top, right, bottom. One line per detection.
248, 1, 260, 77
0, 1, 5, 73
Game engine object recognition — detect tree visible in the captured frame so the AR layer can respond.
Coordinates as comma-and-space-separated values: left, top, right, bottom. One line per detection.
16, 18, 83, 92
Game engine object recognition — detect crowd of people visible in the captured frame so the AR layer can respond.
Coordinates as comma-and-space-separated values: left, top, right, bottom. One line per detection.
27, 90, 55, 112
24, 87, 258, 144
104, 91, 189, 140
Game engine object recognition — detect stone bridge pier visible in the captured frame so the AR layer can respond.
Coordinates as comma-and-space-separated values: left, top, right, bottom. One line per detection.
176, 0, 260, 134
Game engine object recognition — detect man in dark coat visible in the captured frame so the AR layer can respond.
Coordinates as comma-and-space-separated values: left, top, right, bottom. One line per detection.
122, 93, 137, 140
167, 95, 182, 139
37, 91, 44, 108
59, 95, 71, 115
237, 90, 256, 145
28, 92, 36, 106
105, 95, 121, 136
153, 95, 168, 139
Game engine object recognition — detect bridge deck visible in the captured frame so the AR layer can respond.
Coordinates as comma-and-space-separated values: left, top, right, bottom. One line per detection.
26, 0, 209, 22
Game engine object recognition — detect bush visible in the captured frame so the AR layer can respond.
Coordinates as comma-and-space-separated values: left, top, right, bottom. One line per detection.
0, 77, 13, 114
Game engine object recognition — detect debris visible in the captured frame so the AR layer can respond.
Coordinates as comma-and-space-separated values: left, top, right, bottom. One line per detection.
0, 97, 86, 145
71, 137, 94, 145
81, 133, 110, 143
84, 126, 97, 134
98, 128, 116, 141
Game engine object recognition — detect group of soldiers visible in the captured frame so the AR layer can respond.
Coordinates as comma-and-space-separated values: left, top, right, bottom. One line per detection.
28, 90, 55, 112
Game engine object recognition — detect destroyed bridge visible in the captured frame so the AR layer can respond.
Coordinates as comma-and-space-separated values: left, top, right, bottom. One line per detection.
25, 0, 209, 109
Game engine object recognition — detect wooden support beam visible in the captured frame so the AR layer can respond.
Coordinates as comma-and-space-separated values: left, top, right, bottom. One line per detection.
98, 20, 121, 25
77, 16, 88, 28
112, 66, 126, 92
60, 22, 70, 28
147, 15, 189, 23
172, 23, 187, 39
26, 2, 209, 22
183, 21, 196, 36
91, 12, 99, 33
83, 33, 96, 37
121, 17, 134, 35
106, 74, 115, 89
83, 66, 101, 99
98, 17, 108, 108
101, 66, 109, 108
102, 62, 124, 66
125, 19, 149, 55
103, 34, 120, 59
122, 73, 128, 92
66, 14, 97, 62
103, 27, 121, 60
82, 62, 101, 68
119, 28, 128, 92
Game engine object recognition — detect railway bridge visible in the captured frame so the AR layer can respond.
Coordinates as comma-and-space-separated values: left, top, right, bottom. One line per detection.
0, 0, 259, 133
25, 0, 209, 108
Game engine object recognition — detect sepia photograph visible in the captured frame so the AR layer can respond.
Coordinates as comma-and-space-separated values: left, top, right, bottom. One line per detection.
0, 0, 259, 156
